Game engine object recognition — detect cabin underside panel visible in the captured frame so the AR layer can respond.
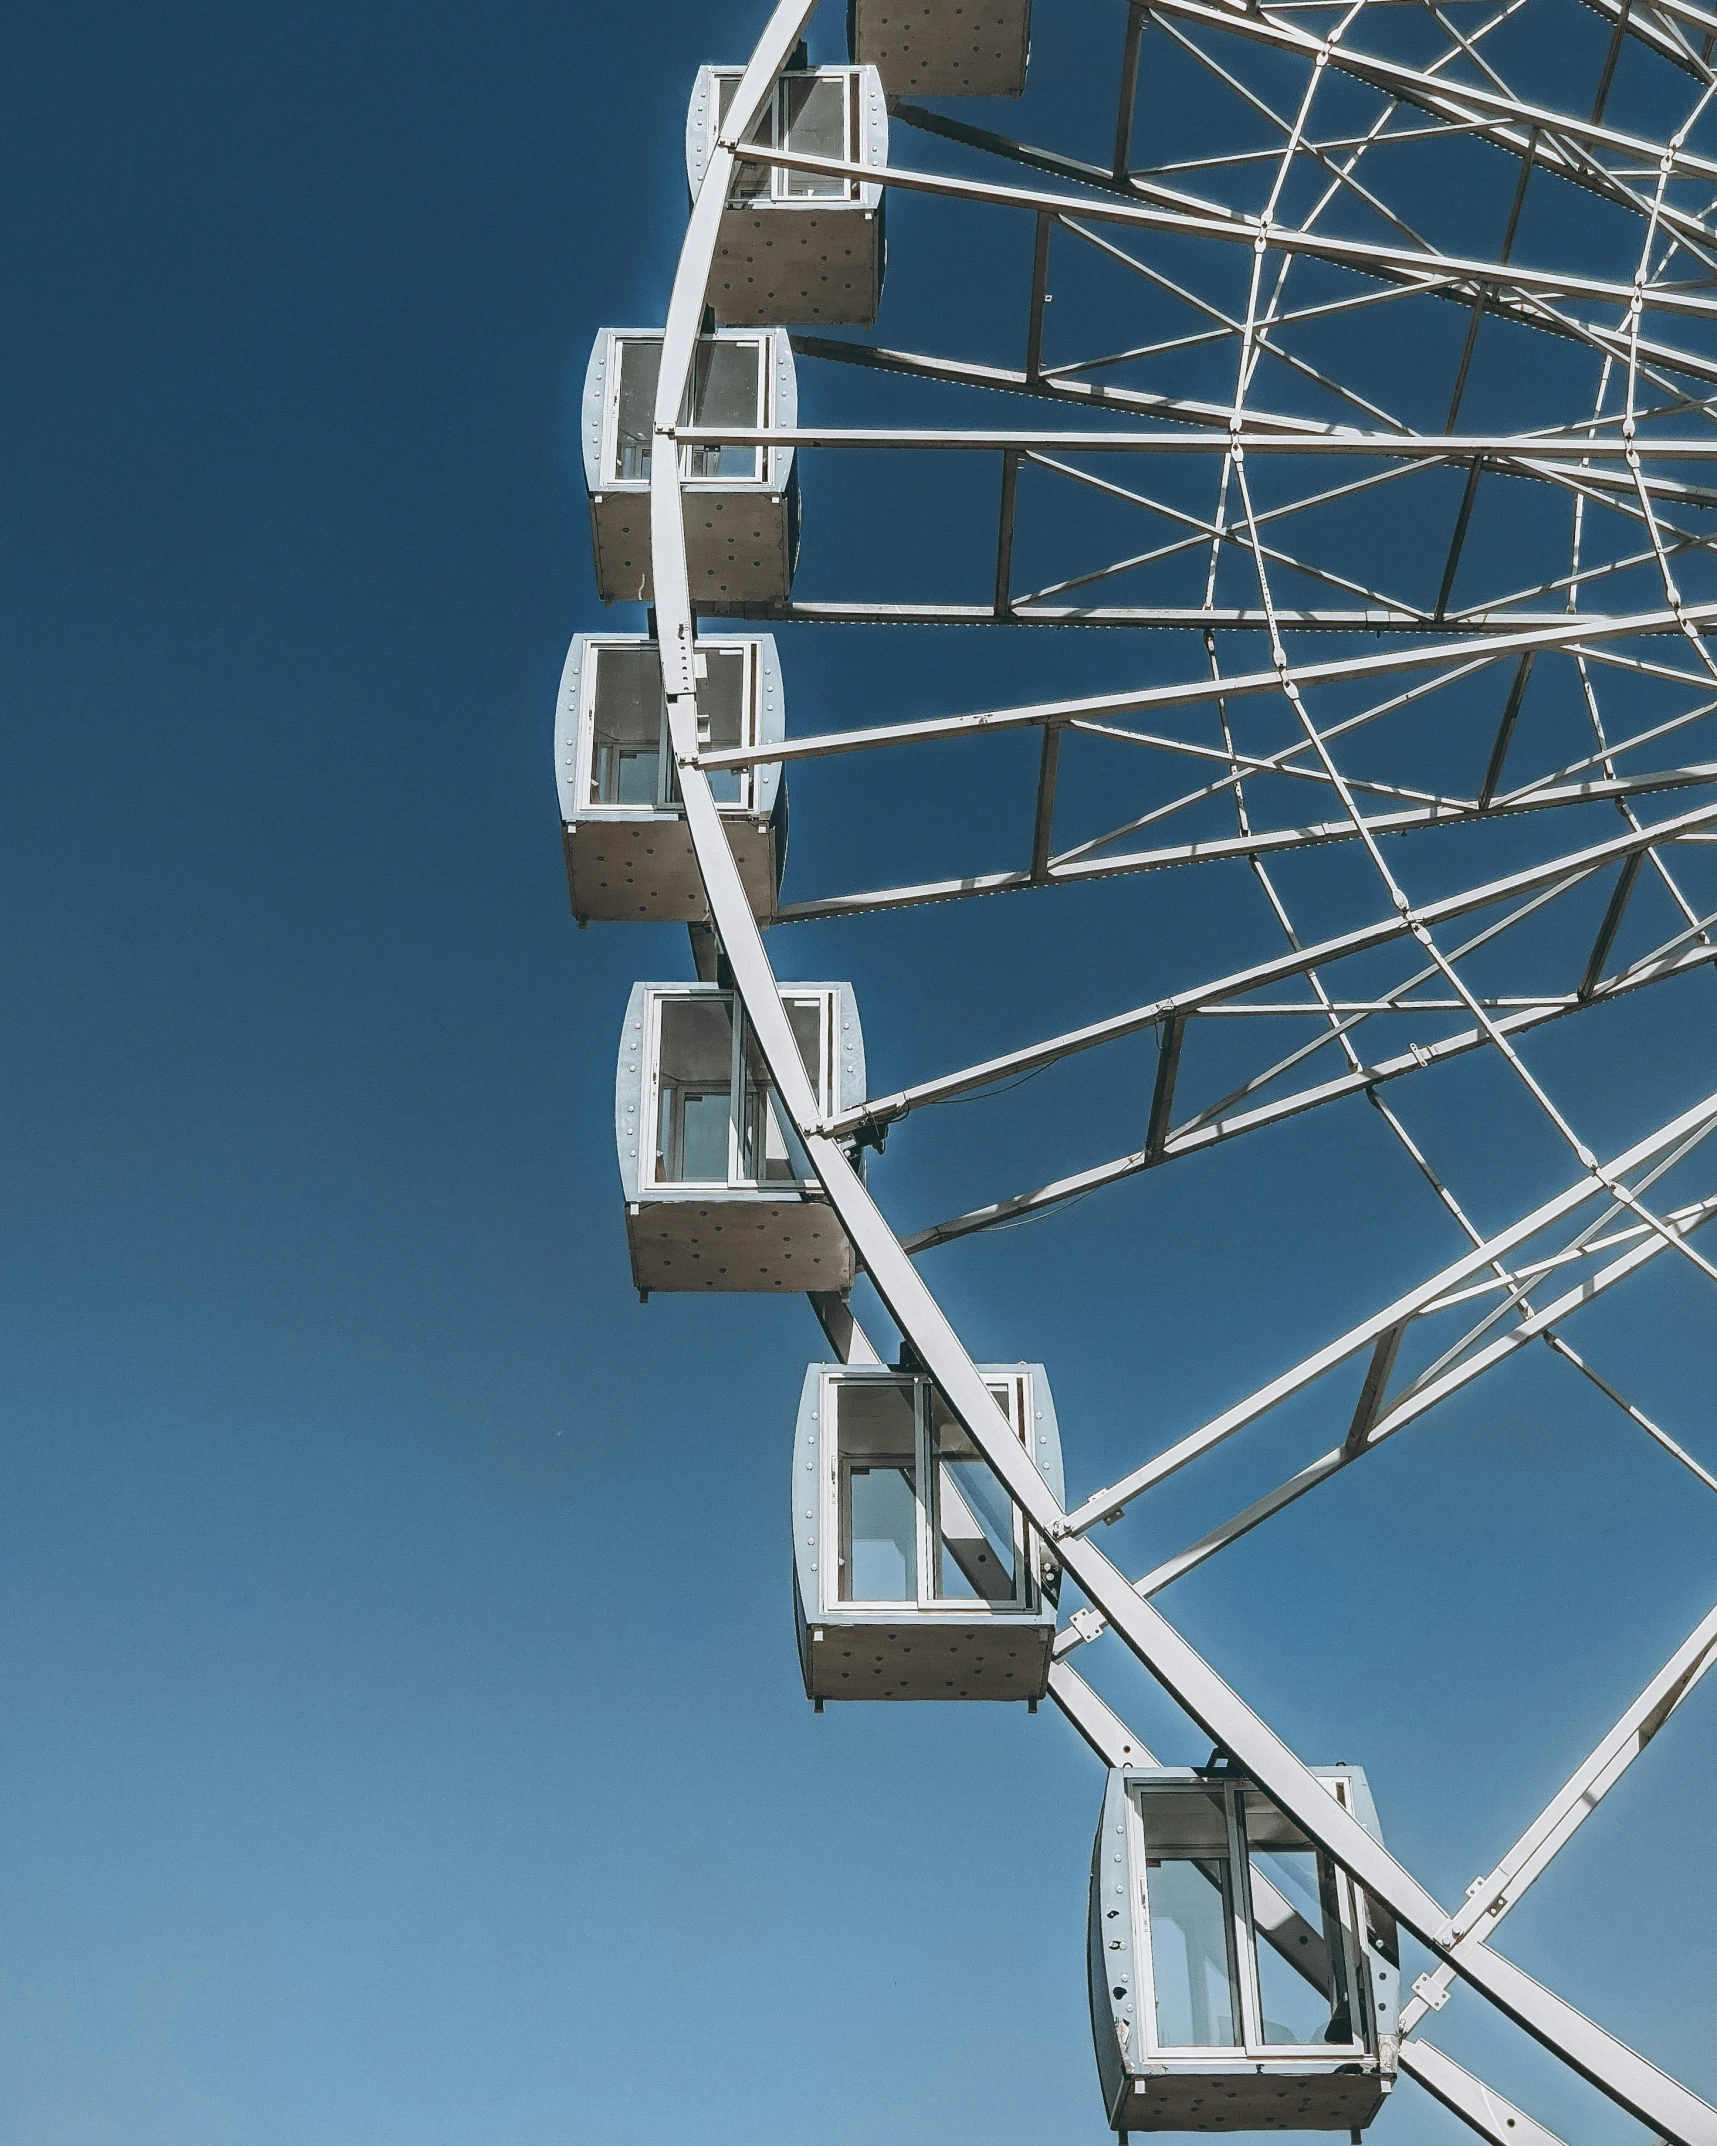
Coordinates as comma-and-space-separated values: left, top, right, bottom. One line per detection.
806, 1619, 1054, 1699
567, 815, 778, 923
709, 210, 882, 326
851, 0, 1030, 95
591, 492, 794, 608
627, 1196, 855, 1292
1115, 2067, 1390, 2133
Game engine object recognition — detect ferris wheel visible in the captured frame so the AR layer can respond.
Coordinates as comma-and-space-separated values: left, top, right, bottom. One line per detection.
564, 1, 1717, 2138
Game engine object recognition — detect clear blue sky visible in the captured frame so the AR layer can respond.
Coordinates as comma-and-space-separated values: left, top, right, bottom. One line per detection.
3, 3, 1716, 2143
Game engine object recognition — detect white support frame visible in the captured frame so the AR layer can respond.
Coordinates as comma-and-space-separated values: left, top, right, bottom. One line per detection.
626, 7, 1717, 2144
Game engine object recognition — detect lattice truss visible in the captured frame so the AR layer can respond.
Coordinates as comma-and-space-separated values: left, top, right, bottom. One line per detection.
630, 1, 1717, 2142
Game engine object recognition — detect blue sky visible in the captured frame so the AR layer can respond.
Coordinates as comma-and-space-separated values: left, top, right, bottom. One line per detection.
3, 2, 1717, 2142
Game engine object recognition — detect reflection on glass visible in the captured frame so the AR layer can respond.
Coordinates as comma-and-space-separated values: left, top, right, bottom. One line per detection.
699, 647, 748, 804
589, 646, 663, 805
655, 998, 734, 1183
1244, 1793, 1355, 2046
614, 338, 661, 482
1140, 1791, 1242, 2049
717, 72, 771, 202
838, 1382, 918, 1600
684, 340, 762, 480
782, 76, 849, 196
930, 1389, 1017, 1601
740, 997, 821, 1183
586, 644, 750, 811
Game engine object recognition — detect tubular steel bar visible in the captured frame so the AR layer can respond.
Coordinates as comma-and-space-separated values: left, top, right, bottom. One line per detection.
788, 333, 1347, 435
1400, 2041, 1575, 2146
1147, 0, 1717, 178
1400, 1592, 1717, 2029
685, 141, 1717, 324
1480, 651, 1538, 806
820, 794, 1717, 1141
1050, 1186, 1717, 1616
716, 598, 1709, 632
772, 767, 1717, 925
1028, 723, 1062, 881
1057, 1104, 1717, 1536
1114, 4, 1148, 179
895, 941, 1717, 1252
650, 13, 1717, 2142
677, 423, 1717, 457
694, 607, 1717, 772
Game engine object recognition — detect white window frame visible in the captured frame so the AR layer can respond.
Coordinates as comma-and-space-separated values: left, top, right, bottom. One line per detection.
579, 639, 757, 815
819, 1369, 1038, 1618
602, 334, 769, 489
714, 68, 861, 205
1127, 1776, 1373, 2068
643, 986, 832, 1193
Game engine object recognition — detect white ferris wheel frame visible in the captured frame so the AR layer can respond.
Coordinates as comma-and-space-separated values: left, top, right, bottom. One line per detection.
630, 4, 1717, 2141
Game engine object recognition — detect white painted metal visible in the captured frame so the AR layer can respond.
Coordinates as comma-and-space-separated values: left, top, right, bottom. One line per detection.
590, 1, 1717, 2139
820, 800, 1717, 1141
1400, 1595, 1717, 2027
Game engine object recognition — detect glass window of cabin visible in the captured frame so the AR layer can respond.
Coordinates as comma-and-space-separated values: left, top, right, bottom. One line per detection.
699, 646, 750, 805
1138, 1790, 1244, 2050
612, 338, 661, 483
716, 72, 771, 202
1241, 1792, 1357, 2049
682, 339, 763, 482
588, 646, 665, 806
836, 1381, 919, 1601
929, 1386, 1019, 1603
781, 75, 850, 196
585, 643, 752, 813
739, 995, 823, 1184
786, 995, 824, 1101
653, 997, 735, 1185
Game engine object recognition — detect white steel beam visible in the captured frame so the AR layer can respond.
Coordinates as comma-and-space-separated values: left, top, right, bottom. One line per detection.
696, 607, 1717, 773
679, 423, 1717, 459
1045, 1661, 1158, 1768
1401, 1594, 1717, 2029
1048, 1187, 1717, 1619
789, 331, 1362, 435
771, 767, 1717, 924
704, 142, 1717, 323
897, 940, 1717, 1252
1056, 1104, 1717, 1535
808, 1290, 881, 1367
1399, 2039, 1575, 2146
1579, 0, 1717, 76
820, 798, 1717, 1141
1149, 0, 1717, 179
729, 598, 1624, 632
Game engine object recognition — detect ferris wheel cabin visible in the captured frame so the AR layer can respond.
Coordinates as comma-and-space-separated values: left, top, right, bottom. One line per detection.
556, 632, 787, 924
582, 327, 799, 607
1090, 1766, 1400, 2133
688, 64, 887, 326
848, 0, 1032, 96
617, 981, 865, 1293
792, 1361, 1063, 1702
